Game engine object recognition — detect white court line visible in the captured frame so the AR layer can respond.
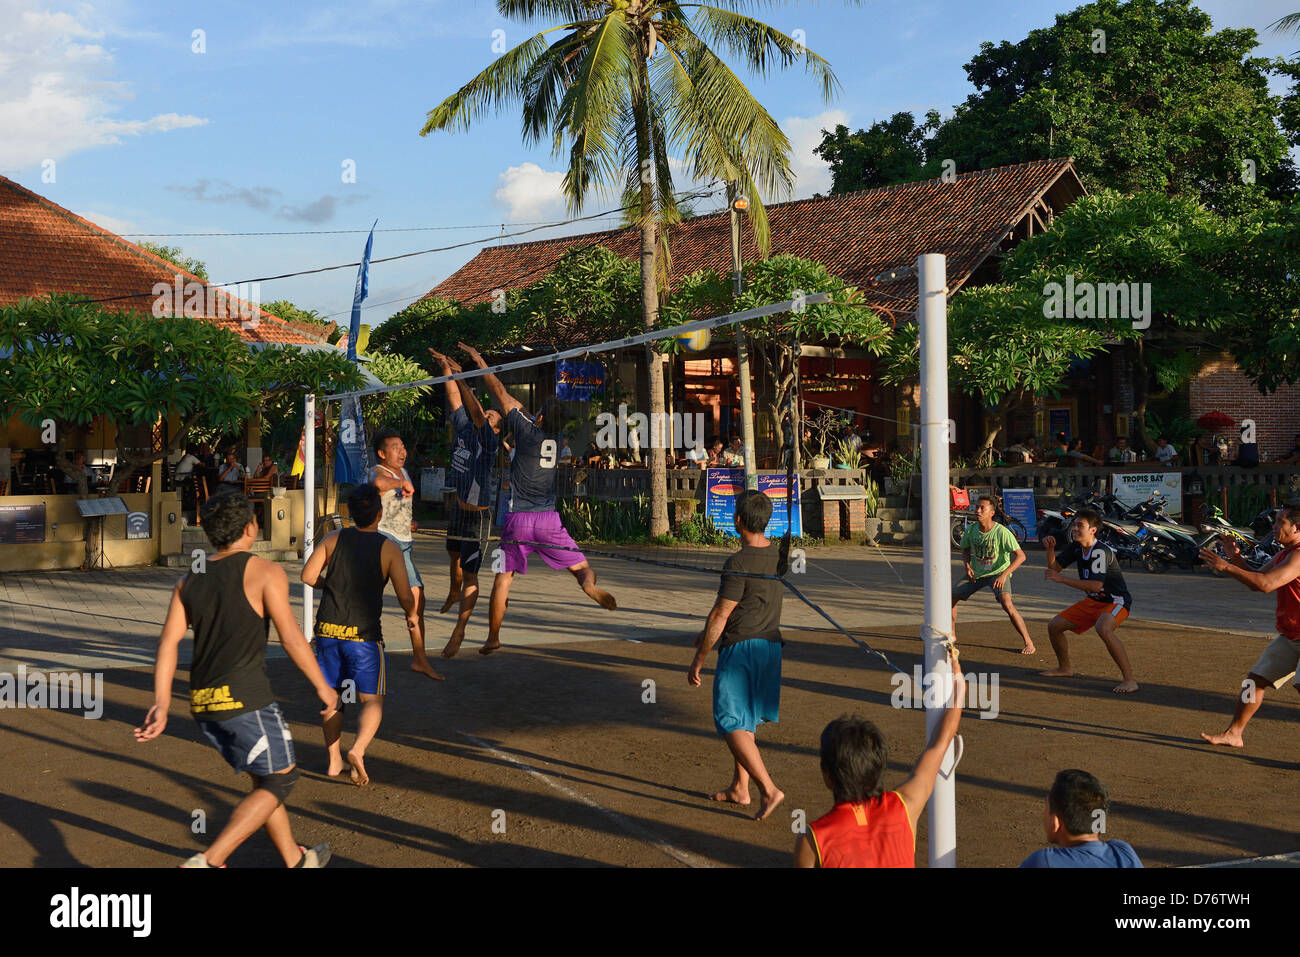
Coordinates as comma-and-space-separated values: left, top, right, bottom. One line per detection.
456, 731, 712, 869
1190, 850, 1300, 868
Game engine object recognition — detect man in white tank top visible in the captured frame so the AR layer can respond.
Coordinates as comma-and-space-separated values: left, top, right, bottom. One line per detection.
367, 429, 443, 682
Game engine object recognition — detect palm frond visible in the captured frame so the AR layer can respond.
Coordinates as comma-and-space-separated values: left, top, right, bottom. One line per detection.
497, 0, 604, 23
1267, 12, 1300, 35
421, 28, 572, 136
686, 4, 840, 101
520, 29, 588, 146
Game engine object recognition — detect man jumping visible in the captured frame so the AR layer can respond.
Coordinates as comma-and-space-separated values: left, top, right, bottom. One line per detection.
459, 342, 615, 654
429, 348, 502, 657
1041, 509, 1139, 694
1199, 505, 1300, 748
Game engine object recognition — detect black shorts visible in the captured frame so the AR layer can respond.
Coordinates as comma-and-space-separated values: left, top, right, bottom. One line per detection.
448, 507, 491, 574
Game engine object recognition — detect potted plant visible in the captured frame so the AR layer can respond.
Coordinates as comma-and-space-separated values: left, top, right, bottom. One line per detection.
835, 438, 862, 470
806, 409, 838, 470
862, 476, 882, 544
885, 451, 914, 496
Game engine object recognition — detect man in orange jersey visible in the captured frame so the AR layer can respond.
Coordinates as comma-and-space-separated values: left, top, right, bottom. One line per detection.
794, 660, 965, 867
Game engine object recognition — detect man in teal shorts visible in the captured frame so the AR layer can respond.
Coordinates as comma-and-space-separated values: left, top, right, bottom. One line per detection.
952, 494, 1035, 654
688, 489, 785, 822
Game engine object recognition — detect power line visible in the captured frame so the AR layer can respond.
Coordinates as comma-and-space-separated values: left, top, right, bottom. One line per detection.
80, 184, 724, 307
120, 221, 575, 238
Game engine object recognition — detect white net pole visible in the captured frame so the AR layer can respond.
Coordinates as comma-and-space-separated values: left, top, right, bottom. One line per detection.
302, 393, 316, 638
918, 253, 957, 868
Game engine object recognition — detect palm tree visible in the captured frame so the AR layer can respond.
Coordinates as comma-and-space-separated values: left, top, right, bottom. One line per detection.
1271, 13, 1300, 34
422, 0, 850, 535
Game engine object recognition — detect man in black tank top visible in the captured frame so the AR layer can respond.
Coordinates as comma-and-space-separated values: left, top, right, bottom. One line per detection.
302, 484, 418, 786
135, 492, 339, 868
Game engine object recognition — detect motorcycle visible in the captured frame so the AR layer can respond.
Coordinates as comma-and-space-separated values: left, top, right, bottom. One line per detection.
1199, 503, 1281, 571
1136, 518, 1223, 571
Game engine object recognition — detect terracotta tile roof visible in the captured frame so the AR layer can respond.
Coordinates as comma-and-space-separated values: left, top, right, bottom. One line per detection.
430, 157, 1084, 322
0, 175, 330, 346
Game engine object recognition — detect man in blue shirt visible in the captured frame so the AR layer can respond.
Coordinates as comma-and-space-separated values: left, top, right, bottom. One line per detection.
429, 349, 501, 658
1020, 769, 1143, 868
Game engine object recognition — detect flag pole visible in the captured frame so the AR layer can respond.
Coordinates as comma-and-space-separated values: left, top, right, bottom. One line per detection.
303, 393, 316, 638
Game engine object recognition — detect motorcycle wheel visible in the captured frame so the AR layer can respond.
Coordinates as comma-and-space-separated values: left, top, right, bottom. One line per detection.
1142, 551, 1165, 574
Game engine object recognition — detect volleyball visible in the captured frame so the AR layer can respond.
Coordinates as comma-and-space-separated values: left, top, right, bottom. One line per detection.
676, 328, 711, 351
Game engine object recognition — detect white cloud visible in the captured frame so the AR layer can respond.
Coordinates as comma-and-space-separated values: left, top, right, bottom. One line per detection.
0, 2, 207, 171
493, 162, 568, 220
75, 209, 135, 235
781, 109, 849, 199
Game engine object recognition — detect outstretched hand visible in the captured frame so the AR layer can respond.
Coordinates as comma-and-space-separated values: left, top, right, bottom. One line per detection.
428, 348, 461, 374
458, 342, 487, 368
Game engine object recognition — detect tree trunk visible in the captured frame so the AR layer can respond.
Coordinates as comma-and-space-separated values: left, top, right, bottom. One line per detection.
1131, 340, 1152, 456
634, 36, 668, 537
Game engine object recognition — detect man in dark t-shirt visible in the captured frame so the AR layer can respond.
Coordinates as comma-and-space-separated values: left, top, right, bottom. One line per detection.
1041, 509, 1139, 694
688, 489, 786, 822
459, 343, 616, 655
135, 492, 339, 868
430, 349, 502, 658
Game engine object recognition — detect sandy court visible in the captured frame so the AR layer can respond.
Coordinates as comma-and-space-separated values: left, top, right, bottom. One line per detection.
1, 556, 1297, 867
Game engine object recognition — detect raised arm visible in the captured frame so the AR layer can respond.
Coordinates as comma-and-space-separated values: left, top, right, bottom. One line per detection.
428, 349, 464, 416
1202, 543, 1300, 594
459, 342, 523, 417
895, 664, 965, 833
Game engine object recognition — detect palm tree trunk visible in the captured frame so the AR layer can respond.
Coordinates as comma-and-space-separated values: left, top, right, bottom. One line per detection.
634, 38, 668, 537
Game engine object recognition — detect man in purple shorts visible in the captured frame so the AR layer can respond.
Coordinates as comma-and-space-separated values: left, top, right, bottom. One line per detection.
460, 343, 616, 653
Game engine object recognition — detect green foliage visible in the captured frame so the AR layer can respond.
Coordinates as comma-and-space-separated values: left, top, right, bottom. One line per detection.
834, 438, 862, 469
821, 0, 1298, 209
263, 299, 339, 344
862, 476, 880, 517
137, 241, 209, 281
560, 494, 651, 543
812, 111, 940, 193
0, 294, 365, 466
1141, 411, 1197, 450
665, 512, 732, 546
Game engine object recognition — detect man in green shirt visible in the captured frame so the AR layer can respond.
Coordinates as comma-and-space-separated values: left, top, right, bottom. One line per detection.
952, 494, 1035, 654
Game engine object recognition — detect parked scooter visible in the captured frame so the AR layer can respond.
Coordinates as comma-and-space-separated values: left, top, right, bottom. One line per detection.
1199, 503, 1282, 571
1136, 518, 1223, 571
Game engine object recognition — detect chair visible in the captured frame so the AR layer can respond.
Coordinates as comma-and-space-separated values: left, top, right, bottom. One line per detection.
244, 477, 274, 529
283, 473, 300, 490
0, 479, 7, 496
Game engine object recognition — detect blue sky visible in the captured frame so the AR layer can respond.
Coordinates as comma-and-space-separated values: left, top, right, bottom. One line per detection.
2, 0, 1296, 328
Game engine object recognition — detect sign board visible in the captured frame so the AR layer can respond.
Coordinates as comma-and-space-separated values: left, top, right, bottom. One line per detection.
126, 510, 151, 540
555, 361, 605, 402
1111, 471, 1183, 518
705, 469, 802, 538
0, 503, 45, 544
1000, 488, 1038, 542
75, 497, 129, 517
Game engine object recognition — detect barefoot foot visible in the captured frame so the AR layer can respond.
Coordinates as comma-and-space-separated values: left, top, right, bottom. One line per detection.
755, 789, 785, 822
583, 584, 617, 611
1200, 730, 1245, 747
1039, 668, 1074, 678
479, 639, 502, 656
326, 758, 346, 777
708, 786, 751, 807
346, 750, 369, 786
1112, 679, 1139, 694
411, 658, 446, 681
441, 633, 465, 659
1019, 643, 1036, 655
439, 594, 457, 614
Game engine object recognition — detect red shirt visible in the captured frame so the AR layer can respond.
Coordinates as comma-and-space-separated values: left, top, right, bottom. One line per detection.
808, 792, 914, 868
1271, 545, 1300, 641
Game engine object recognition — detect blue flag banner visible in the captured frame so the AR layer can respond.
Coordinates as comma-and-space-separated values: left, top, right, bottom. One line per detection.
555, 360, 605, 401
347, 221, 376, 362
335, 394, 369, 486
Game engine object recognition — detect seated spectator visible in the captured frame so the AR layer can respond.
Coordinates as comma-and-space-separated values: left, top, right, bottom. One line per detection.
1236, 426, 1259, 469
558, 436, 573, 464
1023, 436, 1040, 462
1107, 436, 1137, 464
174, 446, 201, 482
686, 440, 708, 469
252, 454, 280, 485
706, 439, 726, 467
1048, 433, 1070, 466
1019, 769, 1142, 868
840, 424, 863, 453
1006, 436, 1033, 464
60, 451, 100, 491
1278, 434, 1300, 466
1064, 438, 1101, 466
217, 451, 246, 490
1154, 435, 1179, 467
724, 436, 745, 467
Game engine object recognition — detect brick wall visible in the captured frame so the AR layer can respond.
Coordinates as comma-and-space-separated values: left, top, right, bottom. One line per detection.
1189, 355, 1300, 462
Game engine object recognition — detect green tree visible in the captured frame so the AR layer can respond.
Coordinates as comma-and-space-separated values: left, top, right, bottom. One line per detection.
0, 295, 365, 492
812, 111, 940, 194
137, 241, 209, 281
421, 0, 852, 536
822, 1, 1297, 211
